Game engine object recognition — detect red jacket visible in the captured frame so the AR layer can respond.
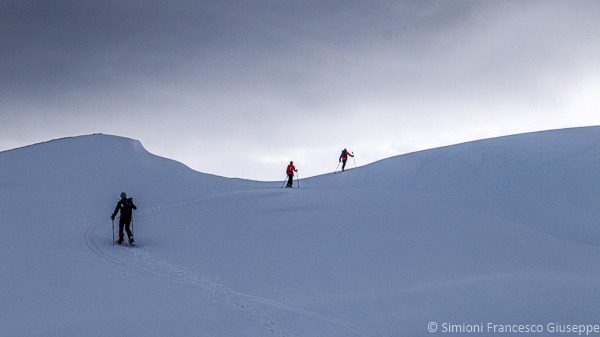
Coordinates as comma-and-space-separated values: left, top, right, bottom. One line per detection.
339, 149, 354, 161
286, 164, 297, 175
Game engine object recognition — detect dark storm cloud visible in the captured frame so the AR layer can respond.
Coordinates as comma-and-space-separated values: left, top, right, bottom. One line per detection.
1, 0, 475, 103
3, 1, 219, 100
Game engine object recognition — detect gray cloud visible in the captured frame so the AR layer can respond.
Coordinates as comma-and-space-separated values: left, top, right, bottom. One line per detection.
2, 1, 600, 180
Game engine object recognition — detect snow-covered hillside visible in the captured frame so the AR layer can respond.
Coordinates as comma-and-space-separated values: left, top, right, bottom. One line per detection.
3, 128, 600, 337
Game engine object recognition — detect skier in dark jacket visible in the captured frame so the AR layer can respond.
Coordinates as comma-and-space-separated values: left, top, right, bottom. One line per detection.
111, 192, 137, 244
286, 161, 298, 188
339, 148, 354, 172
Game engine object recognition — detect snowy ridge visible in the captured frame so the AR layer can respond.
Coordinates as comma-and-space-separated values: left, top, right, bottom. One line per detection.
3, 128, 600, 336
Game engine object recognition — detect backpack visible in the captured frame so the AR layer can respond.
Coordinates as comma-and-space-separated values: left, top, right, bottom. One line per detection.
121, 198, 134, 217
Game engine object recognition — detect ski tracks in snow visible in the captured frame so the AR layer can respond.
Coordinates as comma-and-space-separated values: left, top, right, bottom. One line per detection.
84, 203, 375, 337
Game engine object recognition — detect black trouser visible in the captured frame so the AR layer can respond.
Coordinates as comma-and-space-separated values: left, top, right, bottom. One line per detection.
287, 174, 294, 187
341, 159, 347, 171
119, 216, 133, 238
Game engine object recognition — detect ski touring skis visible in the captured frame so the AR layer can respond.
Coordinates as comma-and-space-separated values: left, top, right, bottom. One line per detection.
115, 239, 137, 247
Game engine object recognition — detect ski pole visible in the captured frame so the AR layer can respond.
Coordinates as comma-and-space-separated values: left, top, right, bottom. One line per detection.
281, 175, 288, 188
334, 161, 340, 174
296, 172, 300, 188
112, 218, 115, 246
353, 153, 356, 168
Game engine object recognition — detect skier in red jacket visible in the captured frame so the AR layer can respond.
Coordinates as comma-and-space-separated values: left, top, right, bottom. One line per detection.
286, 161, 298, 188
339, 148, 354, 172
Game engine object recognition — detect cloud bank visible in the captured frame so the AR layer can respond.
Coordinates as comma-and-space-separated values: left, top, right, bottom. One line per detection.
2, 0, 600, 180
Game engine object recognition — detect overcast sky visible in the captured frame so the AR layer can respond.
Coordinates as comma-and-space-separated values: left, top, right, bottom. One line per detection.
2, 0, 600, 181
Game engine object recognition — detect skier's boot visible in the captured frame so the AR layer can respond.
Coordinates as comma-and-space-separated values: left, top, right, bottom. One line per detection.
116, 237, 124, 245
129, 237, 135, 245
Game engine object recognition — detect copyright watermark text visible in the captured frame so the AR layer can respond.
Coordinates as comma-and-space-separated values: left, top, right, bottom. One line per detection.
427, 322, 600, 335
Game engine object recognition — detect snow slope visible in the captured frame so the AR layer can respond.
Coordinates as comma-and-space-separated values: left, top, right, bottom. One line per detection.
2, 128, 600, 337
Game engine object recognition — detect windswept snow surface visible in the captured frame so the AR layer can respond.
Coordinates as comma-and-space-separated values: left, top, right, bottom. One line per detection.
3, 128, 600, 336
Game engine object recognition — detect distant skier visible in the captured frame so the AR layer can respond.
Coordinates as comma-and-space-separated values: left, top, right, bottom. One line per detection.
339, 148, 354, 172
111, 192, 137, 244
286, 161, 298, 188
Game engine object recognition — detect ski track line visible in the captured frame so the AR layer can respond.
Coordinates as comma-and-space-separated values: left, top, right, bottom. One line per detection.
84, 204, 375, 337
84, 217, 290, 337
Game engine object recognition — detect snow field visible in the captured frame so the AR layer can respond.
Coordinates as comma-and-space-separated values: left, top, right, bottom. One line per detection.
2, 128, 600, 336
